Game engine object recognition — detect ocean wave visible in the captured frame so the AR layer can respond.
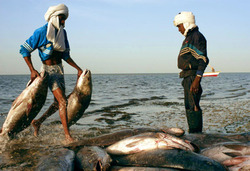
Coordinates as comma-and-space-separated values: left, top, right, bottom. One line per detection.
226, 87, 246, 92
202, 92, 215, 97
152, 101, 182, 106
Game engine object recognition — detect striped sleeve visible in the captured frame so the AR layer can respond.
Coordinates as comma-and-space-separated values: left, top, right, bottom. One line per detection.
180, 43, 207, 63
20, 29, 41, 57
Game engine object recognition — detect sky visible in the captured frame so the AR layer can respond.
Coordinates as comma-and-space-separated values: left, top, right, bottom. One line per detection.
0, 0, 249, 75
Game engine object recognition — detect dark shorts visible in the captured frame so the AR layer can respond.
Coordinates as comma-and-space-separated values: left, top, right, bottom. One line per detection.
41, 63, 65, 92
182, 76, 203, 111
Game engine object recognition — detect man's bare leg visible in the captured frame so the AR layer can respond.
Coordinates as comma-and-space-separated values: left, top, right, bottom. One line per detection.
32, 100, 59, 137
53, 88, 74, 143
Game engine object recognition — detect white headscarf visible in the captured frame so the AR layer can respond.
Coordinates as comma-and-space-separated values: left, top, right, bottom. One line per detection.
173, 12, 197, 37
44, 4, 69, 52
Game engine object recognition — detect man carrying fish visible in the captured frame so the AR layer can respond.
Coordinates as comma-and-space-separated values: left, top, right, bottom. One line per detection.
173, 12, 209, 133
20, 4, 83, 143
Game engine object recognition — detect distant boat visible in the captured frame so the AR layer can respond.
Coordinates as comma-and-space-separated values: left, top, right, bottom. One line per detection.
203, 71, 220, 77
203, 64, 220, 77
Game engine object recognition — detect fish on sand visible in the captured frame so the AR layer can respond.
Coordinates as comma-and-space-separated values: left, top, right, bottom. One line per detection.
106, 132, 194, 155
111, 149, 227, 171
66, 127, 185, 151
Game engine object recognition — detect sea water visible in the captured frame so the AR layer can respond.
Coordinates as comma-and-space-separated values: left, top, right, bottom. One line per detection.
0, 73, 249, 170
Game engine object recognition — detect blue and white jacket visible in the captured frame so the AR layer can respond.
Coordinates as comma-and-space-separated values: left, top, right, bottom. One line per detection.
20, 23, 70, 61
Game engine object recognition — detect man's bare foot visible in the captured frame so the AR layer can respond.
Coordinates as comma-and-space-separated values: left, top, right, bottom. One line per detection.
31, 120, 41, 137
64, 135, 75, 144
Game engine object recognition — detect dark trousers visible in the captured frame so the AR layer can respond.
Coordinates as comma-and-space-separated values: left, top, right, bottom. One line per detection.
182, 76, 202, 111
182, 76, 203, 133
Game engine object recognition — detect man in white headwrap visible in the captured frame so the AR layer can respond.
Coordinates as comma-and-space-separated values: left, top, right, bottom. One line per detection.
173, 12, 209, 133
20, 4, 83, 143
45, 3, 68, 52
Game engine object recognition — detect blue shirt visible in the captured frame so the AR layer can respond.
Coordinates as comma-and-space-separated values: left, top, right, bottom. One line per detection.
20, 23, 70, 61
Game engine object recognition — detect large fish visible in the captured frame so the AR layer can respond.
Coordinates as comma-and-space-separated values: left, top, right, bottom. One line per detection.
200, 142, 250, 162
66, 127, 185, 150
182, 132, 250, 150
75, 146, 112, 171
112, 149, 227, 171
39, 69, 92, 127
36, 148, 75, 171
106, 132, 194, 155
0, 71, 48, 138
67, 69, 92, 126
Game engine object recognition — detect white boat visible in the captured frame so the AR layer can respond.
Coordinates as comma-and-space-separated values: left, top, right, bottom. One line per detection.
203, 64, 220, 77
203, 71, 220, 77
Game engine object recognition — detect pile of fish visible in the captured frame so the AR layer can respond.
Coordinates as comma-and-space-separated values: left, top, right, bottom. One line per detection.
34, 128, 249, 171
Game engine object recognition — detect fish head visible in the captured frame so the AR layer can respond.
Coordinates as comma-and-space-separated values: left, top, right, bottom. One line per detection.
156, 133, 168, 139
26, 70, 48, 87
76, 69, 92, 94
35, 71, 48, 87
40, 70, 47, 78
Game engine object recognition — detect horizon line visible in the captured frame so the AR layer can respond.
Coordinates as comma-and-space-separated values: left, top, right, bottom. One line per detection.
0, 71, 250, 76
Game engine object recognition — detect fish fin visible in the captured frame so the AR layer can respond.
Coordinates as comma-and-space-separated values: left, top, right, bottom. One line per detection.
224, 144, 245, 151
26, 80, 32, 87
129, 147, 141, 153
164, 146, 174, 150
126, 140, 142, 148
96, 160, 102, 171
224, 152, 242, 157
190, 142, 200, 153
26, 74, 41, 87
11, 97, 22, 110
26, 103, 33, 114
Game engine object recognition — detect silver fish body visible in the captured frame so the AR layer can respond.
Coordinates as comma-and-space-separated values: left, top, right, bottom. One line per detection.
67, 69, 92, 126
182, 132, 250, 150
0, 71, 48, 138
41, 69, 92, 127
66, 128, 184, 151
106, 132, 194, 155
112, 149, 227, 171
